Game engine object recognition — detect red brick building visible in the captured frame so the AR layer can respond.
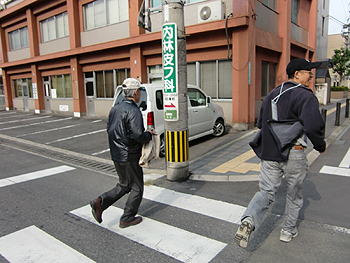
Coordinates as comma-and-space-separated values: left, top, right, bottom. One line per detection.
0, 0, 319, 129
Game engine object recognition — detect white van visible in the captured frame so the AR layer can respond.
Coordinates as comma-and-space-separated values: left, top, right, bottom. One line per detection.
112, 84, 225, 156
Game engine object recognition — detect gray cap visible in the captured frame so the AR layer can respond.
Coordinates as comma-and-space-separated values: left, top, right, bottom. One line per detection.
122, 78, 140, 90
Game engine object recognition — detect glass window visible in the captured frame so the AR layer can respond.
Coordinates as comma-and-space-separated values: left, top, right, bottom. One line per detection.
40, 12, 69, 43
156, 90, 163, 110
200, 61, 216, 98
151, 0, 162, 8
96, 71, 104, 98
261, 61, 276, 97
187, 63, 196, 85
105, 70, 114, 98
50, 74, 72, 98
188, 88, 206, 107
218, 60, 232, 99
83, 0, 128, 31
291, 0, 299, 24
64, 74, 72, 98
9, 27, 29, 50
262, 0, 277, 11
12, 78, 33, 98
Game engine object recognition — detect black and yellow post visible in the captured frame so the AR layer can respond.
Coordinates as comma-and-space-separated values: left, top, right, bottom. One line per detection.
166, 130, 189, 163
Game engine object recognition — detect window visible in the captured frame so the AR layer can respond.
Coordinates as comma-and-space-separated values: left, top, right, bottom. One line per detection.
9, 26, 29, 50
0, 77, 4, 107
40, 12, 69, 42
83, 0, 128, 31
261, 61, 276, 97
50, 74, 72, 98
85, 68, 130, 98
291, 0, 299, 24
151, 0, 162, 8
262, 0, 277, 11
148, 60, 232, 99
188, 88, 206, 107
199, 60, 232, 99
12, 78, 32, 98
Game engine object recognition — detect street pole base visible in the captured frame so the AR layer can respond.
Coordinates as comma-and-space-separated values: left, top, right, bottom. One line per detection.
166, 161, 189, 181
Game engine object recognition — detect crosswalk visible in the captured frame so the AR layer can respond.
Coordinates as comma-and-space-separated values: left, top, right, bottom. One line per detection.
0, 165, 245, 263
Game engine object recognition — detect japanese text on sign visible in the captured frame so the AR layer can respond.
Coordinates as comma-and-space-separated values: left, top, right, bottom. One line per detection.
162, 23, 178, 121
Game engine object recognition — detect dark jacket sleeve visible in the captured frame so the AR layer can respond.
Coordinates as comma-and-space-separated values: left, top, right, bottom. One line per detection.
299, 95, 326, 152
128, 108, 152, 144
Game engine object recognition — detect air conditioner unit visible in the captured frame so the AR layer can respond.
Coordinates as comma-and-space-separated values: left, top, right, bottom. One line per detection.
198, 0, 225, 24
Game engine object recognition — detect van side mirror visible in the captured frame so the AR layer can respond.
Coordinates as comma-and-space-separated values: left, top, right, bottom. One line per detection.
207, 97, 211, 104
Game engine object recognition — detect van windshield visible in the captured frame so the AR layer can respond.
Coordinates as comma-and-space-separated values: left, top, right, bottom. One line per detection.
114, 87, 147, 111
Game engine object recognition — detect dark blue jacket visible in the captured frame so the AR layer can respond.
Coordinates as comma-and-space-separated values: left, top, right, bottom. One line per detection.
107, 98, 152, 162
252, 81, 326, 161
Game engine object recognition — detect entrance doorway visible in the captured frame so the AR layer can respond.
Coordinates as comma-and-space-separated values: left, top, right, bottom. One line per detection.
43, 76, 51, 113
85, 72, 95, 116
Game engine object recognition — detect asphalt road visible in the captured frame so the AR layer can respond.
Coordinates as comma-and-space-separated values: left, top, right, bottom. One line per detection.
0, 103, 350, 262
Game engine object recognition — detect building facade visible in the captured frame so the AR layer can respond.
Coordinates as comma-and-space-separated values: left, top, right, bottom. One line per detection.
0, 0, 319, 129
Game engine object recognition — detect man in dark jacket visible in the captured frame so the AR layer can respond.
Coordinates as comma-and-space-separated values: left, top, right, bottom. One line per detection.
90, 78, 152, 228
235, 58, 326, 248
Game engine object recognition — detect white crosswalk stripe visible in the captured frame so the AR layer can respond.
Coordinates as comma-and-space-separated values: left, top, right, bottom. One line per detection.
71, 205, 227, 263
0, 164, 239, 262
0, 226, 95, 263
0, 165, 75, 188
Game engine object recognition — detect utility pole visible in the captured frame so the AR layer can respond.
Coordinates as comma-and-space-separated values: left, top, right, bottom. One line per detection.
162, 0, 189, 181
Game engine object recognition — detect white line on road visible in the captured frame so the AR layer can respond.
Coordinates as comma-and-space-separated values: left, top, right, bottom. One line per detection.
0, 117, 73, 131
71, 205, 227, 263
17, 124, 81, 137
0, 225, 95, 263
91, 148, 110, 156
45, 129, 105, 144
0, 165, 75, 188
319, 165, 350, 177
0, 115, 52, 125
339, 148, 350, 168
143, 185, 246, 224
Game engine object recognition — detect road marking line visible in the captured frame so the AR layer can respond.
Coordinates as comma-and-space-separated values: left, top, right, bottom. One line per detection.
144, 185, 246, 224
0, 225, 95, 263
45, 129, 105, 144
339, 148, 350, 168
0, 117, 72, 131
0, 115, 52, 125
0, 165, 75, 188
71, 205, 227, 263
319, 165, 350, 177
17, 124, 80, 137
91, 148, 110, 156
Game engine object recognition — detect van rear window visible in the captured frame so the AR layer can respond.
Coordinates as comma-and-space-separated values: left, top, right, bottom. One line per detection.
114, 87, 147, 111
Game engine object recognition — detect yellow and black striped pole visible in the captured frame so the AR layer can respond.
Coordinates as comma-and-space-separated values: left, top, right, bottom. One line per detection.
165, 130, 189, 163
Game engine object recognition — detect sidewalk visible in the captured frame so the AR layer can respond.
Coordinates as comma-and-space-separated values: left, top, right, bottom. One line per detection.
178, 98, 350, 182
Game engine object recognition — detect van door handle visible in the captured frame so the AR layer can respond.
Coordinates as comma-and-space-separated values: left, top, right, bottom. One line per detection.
193, 110, 198, 113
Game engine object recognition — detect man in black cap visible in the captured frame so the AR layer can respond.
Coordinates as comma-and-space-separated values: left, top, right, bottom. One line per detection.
235, 58, 326, 248
90, 78, 152, 228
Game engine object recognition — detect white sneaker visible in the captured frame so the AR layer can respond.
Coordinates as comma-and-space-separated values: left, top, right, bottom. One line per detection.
280, 229, 298, 242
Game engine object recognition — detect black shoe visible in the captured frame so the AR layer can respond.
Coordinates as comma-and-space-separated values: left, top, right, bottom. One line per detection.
90, 198, 103, 224
119, 216, 142, 228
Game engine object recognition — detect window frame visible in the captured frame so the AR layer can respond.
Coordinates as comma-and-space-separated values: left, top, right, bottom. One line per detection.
8, 26, 29, 51
40, 11, 69, 43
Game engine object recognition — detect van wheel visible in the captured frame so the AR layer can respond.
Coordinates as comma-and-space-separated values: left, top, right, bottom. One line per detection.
213, 119, 225, 137
159, 134, 165, 157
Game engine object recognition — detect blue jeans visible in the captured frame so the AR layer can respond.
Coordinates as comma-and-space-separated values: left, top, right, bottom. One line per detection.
242, 148, 308, 233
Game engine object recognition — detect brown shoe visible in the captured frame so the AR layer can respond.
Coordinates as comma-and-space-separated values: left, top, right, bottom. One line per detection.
90, 198, 103, 224
119, 216, 142, 228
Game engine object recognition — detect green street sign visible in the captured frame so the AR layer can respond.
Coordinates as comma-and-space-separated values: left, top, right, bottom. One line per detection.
162, 22, 178, 121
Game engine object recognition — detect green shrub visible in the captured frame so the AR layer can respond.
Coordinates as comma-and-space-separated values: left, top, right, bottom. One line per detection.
331, 86, 349, 91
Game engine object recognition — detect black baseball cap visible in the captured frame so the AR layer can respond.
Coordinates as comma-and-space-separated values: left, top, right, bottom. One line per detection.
286, 58, 322, 75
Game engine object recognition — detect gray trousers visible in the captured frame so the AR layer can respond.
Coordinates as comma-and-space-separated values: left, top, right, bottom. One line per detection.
242, 148, 308, 233
99, 160, 143, 222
